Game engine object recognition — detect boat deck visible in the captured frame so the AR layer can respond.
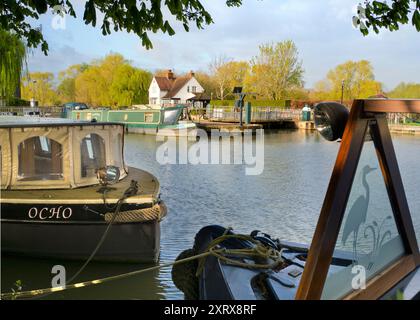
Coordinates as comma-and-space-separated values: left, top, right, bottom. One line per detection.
1, 167, 159, 205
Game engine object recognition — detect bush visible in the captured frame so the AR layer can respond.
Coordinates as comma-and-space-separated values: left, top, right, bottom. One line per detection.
6, 97, 30, 106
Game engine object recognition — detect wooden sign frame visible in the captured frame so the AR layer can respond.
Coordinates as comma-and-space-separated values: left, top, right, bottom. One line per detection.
295, 99, 420, 300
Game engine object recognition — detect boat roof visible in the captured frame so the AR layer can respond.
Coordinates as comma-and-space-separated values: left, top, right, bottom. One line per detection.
0, 116, 122, 128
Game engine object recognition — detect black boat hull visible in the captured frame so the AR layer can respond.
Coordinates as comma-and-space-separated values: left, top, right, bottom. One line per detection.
1, 219, 161, 263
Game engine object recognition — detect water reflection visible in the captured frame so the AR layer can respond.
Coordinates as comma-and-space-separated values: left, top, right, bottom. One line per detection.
2, 130, 419, 299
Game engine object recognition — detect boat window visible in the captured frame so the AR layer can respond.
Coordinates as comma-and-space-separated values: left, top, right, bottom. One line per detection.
322, 136, 405, 299
81, 134, 106, 178
163, 109, 181, 125
17, 136, 63, 181
145, 112, 154, 123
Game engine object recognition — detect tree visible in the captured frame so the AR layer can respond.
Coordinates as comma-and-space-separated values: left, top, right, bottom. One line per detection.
74, 53, 151, 107
245, 40, 304, 100
194, 71, 218, 98
109, 64, 152, 106
0, 29, 26, 105
209, 57, 249, 100
0, 0, 243, 55
57, 64, 89, 102
21, 72, 60, 105
388, 82, 420, 98
312, 60, 382, 101
356, 1, 420, 35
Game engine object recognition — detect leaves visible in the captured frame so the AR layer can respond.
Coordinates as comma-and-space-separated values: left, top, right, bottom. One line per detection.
311, 60, 382, 101
0, 1, 242, 55
0, 29, 26, 102
358, 0, 420, 35
245, 41, 304, 100
413, 10, 420, 31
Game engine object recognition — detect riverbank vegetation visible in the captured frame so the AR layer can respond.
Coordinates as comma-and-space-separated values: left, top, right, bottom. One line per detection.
20, 54, 152, 107
0, 28, 26, 106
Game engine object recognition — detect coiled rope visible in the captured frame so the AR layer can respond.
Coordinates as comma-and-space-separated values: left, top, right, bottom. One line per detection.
1, 232, 284, 300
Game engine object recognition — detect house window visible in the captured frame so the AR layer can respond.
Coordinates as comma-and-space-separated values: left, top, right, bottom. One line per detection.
18, 136, 63, 181
187, 86, 190, 93
192, 86, 197, 93
81, 134, 106, 178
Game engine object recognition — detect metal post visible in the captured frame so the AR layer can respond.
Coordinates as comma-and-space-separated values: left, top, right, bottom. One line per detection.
245, 101, 252, 124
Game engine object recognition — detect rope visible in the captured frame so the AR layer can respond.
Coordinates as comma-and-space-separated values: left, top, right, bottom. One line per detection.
66, 180, 139, 285
22, 180, 140, 301
1, 233, 284, 300
104, 202, 167, 223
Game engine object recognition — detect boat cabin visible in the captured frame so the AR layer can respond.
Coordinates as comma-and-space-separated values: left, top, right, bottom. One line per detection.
0, 117, 127, 190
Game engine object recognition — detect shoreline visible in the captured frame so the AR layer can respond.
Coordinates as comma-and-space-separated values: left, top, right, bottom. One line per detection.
389, 124, 420, 135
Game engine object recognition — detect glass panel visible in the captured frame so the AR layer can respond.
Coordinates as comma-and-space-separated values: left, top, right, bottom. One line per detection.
111, 133, 123, 168
144, 112, 154, 123
322, 138, 405, 299
163, 109, 181, 125
81, 134, 106, 178
18, 136, 63, 181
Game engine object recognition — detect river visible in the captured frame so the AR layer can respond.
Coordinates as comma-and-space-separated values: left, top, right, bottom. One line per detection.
2, 129, 419, 299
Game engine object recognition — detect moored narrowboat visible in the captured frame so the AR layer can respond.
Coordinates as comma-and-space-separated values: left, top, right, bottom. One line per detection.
172, 99, 420, 300
70, 105, 197, 136
0, 116, 166, 262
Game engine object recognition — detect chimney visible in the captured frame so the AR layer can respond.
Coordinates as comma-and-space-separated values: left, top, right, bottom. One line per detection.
189, 70, 195, 77
166, 69, 174, 80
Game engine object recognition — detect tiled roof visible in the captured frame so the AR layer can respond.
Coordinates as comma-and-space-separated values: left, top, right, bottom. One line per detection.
162, 76, 192, 99
154, 77, 174, 91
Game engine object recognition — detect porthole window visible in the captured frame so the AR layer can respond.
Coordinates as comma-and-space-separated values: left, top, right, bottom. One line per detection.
18, 136, 63, 181
81, 134, 106, 178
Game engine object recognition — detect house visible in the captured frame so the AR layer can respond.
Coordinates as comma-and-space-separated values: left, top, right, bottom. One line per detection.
148, 70, 209, 107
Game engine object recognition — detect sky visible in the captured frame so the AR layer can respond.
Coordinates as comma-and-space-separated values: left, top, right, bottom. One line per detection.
27, 0, 420, 91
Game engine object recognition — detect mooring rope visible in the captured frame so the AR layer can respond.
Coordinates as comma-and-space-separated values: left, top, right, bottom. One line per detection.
1, 233, 284, 300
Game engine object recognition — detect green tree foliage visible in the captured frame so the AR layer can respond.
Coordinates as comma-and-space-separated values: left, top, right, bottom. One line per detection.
74, 53, 151, 107
0, 29, 26, 104
57, 64, 88, 102
194, 71, 218, 98
357, 1, 420, 35
311, 60, 382, 101
0, 0, 242, 54
388, 82, 420, 98
21, 72, 60, 105
245, 40, 304, 100
209, 57, 249, 99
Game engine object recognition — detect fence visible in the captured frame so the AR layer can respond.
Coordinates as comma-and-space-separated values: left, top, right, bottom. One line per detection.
0, 106, 64, 118
208, 106, 301, 122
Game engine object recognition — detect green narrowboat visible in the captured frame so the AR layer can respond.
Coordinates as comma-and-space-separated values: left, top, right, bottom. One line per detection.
70, 105, 197, 136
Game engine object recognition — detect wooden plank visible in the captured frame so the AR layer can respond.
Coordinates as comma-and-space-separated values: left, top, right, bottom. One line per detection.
295, 101, 370, 300
370, 116, 420, 265
363, 99, 420, 113
344, 255, 416, 300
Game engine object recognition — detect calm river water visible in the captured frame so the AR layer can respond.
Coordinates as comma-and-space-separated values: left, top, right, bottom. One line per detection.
2, 130, 419, 299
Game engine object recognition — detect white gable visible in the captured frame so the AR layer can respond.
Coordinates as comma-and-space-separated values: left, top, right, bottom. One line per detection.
172, 77, 204, 100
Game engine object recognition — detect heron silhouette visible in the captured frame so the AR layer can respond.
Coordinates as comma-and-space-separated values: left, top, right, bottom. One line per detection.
342, 165, 377, 264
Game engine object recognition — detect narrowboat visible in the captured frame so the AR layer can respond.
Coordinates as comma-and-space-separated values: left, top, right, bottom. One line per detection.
172, 99, 420, 300
70, 105, 197, 136
0, 116, 166, 262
